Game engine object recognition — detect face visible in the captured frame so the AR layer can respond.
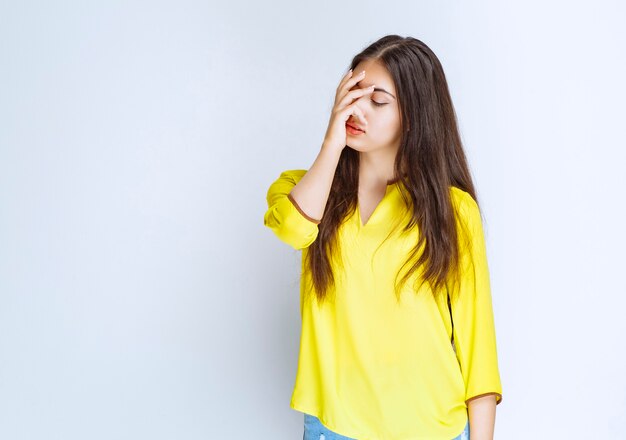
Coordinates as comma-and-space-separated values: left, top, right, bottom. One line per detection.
346, 59, 402, 153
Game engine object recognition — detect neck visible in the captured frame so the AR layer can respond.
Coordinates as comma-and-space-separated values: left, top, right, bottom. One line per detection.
358, 149, 399, 188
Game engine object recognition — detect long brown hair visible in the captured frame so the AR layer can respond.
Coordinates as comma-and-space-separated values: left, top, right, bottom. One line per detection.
305, 35, 481, 307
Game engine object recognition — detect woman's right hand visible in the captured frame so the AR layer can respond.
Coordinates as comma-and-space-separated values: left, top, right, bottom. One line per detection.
322, 69, 376, 152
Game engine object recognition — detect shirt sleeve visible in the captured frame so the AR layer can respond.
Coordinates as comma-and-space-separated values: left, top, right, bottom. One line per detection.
451, 191, 503, 406
263, 169, 321, 250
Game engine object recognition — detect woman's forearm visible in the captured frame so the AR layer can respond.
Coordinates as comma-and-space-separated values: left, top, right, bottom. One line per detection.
467, 394, 497, 440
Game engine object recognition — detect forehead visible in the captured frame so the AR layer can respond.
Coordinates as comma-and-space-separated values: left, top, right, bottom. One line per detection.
352, 60, 396, 94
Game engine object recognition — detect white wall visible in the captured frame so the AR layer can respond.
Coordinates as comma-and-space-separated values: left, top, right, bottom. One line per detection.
1, 1, 624, 438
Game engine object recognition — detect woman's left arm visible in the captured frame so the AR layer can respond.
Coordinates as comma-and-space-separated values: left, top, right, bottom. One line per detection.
450, 190, 503, 437
468, 394, 497, 440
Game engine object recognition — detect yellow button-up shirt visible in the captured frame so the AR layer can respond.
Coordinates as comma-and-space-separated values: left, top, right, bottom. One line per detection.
263, 169, 503, 439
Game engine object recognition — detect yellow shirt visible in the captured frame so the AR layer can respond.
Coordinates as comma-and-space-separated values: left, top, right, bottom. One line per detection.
263, 169, 503, 440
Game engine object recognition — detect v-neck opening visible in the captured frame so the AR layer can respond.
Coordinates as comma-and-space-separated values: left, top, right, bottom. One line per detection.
357, 184, 396, 228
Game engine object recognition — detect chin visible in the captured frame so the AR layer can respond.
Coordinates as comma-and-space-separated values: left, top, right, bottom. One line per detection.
346, 143, 375, 152
348, 142, 385, 153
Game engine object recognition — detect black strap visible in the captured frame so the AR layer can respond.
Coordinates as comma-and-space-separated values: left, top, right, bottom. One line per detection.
447, 288, 455, 347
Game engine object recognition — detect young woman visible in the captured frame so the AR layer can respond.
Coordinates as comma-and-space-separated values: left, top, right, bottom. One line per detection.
263, 35, 503, 440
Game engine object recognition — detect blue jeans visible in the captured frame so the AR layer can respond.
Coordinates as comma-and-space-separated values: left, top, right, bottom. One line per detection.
303, 413, 470, 440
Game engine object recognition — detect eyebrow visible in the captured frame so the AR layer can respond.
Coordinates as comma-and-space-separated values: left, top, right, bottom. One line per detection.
357, 82, 396, 100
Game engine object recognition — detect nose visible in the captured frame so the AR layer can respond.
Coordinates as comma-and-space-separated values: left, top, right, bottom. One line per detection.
351, 96, 369, 123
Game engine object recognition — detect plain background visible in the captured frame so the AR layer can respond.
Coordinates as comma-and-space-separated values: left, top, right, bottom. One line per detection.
1, 1, 625, 439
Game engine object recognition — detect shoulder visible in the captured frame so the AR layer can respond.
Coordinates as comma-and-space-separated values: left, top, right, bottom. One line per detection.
449, 186, 482, 229
450, 186, 478, 213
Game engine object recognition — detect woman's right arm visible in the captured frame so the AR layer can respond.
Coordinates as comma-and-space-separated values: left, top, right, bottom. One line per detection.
263, 68, 375, 249
262, 144, 342, 250
287, 144, 343, 223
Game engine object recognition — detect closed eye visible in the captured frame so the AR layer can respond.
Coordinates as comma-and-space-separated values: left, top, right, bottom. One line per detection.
372, 100, 387, 107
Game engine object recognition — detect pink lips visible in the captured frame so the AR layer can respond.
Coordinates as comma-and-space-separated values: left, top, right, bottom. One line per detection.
346, 122, 365, 134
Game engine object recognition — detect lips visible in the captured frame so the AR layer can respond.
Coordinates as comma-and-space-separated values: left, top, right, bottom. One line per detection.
346, 122, 365, 133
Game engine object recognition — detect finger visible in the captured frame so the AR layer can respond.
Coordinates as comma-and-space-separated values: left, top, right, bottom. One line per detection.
341, 102, 367, 125
336, 69, 365, 100
338, 85, 375, 109
338, 68, 355, 89
341, 69, 366, 93
335, 69, 354, 101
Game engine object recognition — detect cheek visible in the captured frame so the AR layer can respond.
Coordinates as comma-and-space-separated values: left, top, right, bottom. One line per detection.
373, 110, 401, 133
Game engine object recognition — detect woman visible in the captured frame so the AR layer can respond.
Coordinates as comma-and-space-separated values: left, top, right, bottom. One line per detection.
263, 35, 503, 440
